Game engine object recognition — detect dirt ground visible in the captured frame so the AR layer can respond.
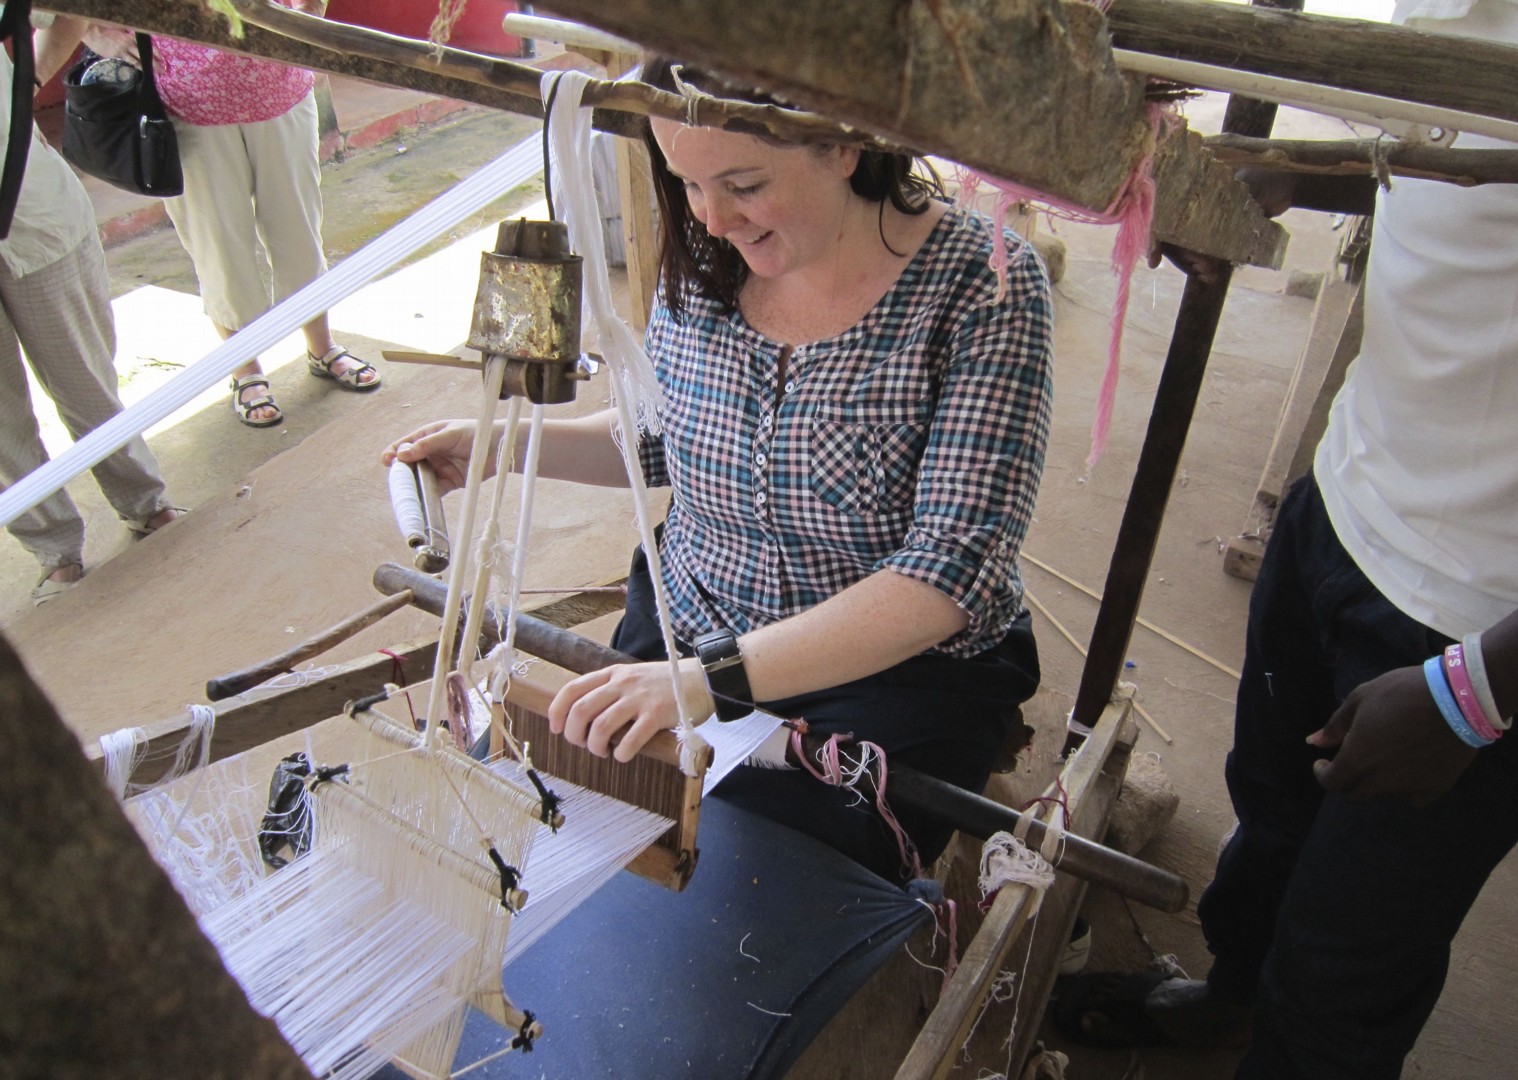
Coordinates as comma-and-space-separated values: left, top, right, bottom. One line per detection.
5, 93, 1515, 1078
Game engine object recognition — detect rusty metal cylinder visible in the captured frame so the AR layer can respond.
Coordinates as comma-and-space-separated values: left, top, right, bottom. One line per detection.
468, 219, 583, 403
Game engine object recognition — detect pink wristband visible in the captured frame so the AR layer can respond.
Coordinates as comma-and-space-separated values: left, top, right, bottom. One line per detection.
1444, 643, 1503, 743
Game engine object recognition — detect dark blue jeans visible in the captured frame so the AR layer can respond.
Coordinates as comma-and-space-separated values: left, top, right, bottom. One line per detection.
1199, 474, 1518, 1079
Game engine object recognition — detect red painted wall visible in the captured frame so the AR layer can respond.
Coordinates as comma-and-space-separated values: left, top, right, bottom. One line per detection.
325, 0, 526, 58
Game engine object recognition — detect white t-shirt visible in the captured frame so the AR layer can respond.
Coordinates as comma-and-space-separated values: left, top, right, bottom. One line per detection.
1315, 0, 1518, 638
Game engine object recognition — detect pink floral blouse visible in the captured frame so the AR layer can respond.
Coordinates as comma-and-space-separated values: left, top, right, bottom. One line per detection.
152, 33, 314, 127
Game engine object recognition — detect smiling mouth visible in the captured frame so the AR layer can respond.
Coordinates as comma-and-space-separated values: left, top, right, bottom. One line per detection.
737, 232, 772, 247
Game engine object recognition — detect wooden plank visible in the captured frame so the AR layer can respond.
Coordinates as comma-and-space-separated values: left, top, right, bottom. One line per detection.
1257, 271, 1361, 507
1287, 277, 1364, 487
605, 51, 662, 331
83, 577, 630, 785
536, 0, 1286, 267
1109, 0, 1518, 129
895, 699, 1138, 1080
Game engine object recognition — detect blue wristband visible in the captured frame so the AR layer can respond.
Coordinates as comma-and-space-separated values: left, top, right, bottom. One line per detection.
1425, 655, 1492, 748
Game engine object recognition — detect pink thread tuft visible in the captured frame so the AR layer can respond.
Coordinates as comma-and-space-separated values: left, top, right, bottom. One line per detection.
964, 103, 1171, 471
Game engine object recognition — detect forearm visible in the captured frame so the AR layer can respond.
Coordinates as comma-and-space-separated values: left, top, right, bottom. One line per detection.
34, 14, 88, 85
507, 409, 631, 488
737, 570, 969, 703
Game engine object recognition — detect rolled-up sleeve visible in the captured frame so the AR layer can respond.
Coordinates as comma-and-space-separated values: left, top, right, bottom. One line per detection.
878, 243, 1053, 653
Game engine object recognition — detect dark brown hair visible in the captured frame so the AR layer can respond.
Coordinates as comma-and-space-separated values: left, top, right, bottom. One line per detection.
641, 58, 942, 320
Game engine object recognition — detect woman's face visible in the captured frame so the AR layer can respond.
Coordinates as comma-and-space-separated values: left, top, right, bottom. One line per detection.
651, 118, 860, 281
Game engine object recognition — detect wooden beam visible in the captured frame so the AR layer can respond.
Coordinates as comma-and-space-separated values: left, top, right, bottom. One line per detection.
531, 0, 1287, 267
82, 579, 629, 784
1109, 0, 1518, 130
1205, 136, 1518, 186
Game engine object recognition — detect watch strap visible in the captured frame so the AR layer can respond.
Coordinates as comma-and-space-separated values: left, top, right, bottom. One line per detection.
693, 628, 752, 722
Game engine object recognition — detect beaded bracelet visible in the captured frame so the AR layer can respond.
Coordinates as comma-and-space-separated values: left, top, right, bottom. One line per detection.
1461, 632, 1509, 732
1443, 643, 1503, 743
1424, 655, 1493, 748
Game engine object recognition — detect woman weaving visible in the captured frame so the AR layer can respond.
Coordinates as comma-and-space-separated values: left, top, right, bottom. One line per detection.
384, 61, 1053, 881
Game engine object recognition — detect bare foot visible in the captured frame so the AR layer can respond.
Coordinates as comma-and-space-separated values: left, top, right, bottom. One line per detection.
47, 563, 84, 585
143, 506, 179, 532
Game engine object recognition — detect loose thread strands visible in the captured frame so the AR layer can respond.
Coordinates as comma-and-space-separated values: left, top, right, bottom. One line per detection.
790, 729, 923, 882
959, 103, 1170, 473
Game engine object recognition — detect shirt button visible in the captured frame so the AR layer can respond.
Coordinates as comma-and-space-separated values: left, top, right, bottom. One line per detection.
784, 380, 796, 394
755, 452, 767, 467
755, 491, 767, 504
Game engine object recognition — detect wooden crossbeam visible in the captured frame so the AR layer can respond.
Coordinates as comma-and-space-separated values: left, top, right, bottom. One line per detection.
533, 0, 1287, 267
1109, 0, 1518, 129
45, 0, 1287, 267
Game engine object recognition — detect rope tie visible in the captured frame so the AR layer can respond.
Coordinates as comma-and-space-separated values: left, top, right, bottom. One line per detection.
511, 1011, 537, 1052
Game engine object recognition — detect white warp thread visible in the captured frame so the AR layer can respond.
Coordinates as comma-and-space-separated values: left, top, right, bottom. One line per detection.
543, 71, 714, 773
99, 726, 147, 800
0, 132, 547, 530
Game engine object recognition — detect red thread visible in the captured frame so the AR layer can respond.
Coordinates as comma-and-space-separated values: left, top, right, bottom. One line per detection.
379, 648, 419, 730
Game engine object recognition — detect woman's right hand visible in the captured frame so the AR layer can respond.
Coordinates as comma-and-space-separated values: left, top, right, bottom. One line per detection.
381, 420, 491, 495
82, 24, 141, 64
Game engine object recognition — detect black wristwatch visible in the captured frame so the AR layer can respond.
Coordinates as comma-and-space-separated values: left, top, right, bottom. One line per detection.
692, 628, 753, 722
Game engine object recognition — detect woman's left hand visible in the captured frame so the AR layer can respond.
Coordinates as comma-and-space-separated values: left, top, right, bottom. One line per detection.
549, 659, 713, 762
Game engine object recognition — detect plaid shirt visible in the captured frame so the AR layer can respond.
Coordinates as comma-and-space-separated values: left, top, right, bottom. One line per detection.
638, 206, 1052, 658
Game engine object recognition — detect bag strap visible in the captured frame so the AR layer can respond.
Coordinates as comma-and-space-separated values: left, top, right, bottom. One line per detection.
0, 0, 35, 239
134, 31, 169, 123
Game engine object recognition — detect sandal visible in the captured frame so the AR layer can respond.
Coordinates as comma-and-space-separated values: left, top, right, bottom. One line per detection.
125, 505, 189, 537
231, 375, 284, 428
307, 346, 382, 391
32, 564, 84, 607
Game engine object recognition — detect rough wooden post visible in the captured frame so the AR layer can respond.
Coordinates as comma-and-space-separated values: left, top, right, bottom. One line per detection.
605, 51, 661, 331
0, 632, 313, 1079
1069, 0, 1305, 740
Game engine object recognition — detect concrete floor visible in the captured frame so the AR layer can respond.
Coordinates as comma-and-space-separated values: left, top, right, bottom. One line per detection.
5, 85, 1514, 1079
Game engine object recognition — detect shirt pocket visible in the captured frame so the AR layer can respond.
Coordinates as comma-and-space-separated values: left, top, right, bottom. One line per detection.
809, 407, 930, 516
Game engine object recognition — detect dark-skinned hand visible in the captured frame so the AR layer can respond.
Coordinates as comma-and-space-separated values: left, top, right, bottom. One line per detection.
1309, 665, 1480, 804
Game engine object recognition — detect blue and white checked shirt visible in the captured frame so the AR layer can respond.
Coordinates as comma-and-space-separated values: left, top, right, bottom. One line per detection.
638, 206, 1053, 658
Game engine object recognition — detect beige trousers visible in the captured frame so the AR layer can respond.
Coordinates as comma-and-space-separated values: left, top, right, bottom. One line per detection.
0, 236, 169, 574
165, 93, 327, 331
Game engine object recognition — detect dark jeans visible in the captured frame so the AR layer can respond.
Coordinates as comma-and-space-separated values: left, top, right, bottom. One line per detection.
611, 542, 1041, 882
1199, 474, 1518, 1079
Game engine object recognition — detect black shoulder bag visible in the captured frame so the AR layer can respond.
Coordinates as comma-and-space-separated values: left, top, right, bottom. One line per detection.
61, 32, 183, 198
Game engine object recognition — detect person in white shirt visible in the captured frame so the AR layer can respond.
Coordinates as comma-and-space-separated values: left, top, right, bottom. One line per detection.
1056, 2, 1518, 1075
